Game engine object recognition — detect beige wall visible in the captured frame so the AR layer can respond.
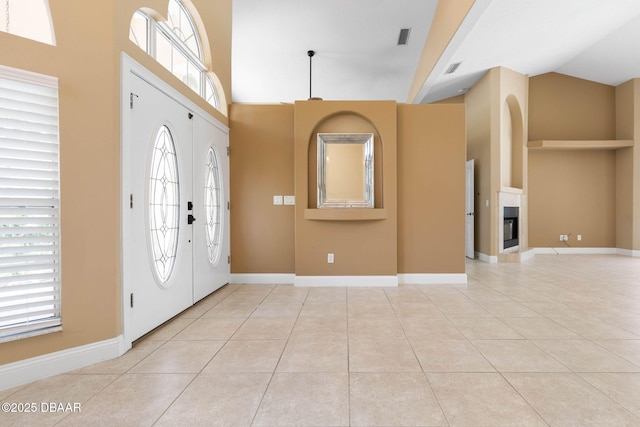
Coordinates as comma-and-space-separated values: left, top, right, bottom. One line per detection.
528, 73, 618, 249
294, 101, 398, 276
465, 67, 529, 257
529, 150, 616, 247
529, 73, 616, 140
397, 104, 466, 273
229, 104, 295, 273
0, 0, 231, 365
499, 68, 528, 192
465, 70, 494, 256
615, 80, 640, 251
434, 95, 465, 104
228, 102, 466, 276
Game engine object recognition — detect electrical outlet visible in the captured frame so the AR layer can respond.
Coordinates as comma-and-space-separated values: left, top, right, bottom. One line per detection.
559, 234, 564, 241
327, 253, 334, 264
273, 195, 283, 205
577, 234, 582, 241
284, 195, 295, 205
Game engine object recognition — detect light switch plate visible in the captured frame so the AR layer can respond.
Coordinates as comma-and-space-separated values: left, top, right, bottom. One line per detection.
284, 195, 295, 205
273, 195, 283, 205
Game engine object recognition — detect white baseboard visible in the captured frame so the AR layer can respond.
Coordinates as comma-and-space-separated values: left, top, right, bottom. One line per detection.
534, 247, 618, 255
232, 273, 471, 287
230, 273, 294, 285
477, 247, 637, 260
476, 252, 498, 263
398, 274, 467, 285
616, 248, 640, 257
0, 335, 128, 391
294, 275, 399, 287
520, 248, 537, 262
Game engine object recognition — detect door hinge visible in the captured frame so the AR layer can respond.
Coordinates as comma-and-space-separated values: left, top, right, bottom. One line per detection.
227, 146, 230, 156
227, 201, 230, 210
130, 194, 133, 208
228, 255, 231, 264
188, 112, 193, 120
130, 93, 138, 109
130, 293, 134, 308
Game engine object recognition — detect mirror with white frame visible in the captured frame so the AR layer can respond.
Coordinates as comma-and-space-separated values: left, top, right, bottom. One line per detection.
317, 133, 374, 208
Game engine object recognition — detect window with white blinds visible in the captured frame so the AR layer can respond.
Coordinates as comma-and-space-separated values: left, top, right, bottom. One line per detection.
0, 65, 61, 342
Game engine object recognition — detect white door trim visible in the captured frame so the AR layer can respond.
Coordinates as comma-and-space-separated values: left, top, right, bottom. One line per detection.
465, 159, 475, 259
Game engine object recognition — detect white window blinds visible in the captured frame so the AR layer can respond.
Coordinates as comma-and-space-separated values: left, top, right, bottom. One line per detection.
0, 66, 61, 342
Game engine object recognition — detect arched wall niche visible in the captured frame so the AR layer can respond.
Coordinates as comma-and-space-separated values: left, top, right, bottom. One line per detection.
503, 94, 524, 189
306, 111, 384, 209
293, 100, 397, 279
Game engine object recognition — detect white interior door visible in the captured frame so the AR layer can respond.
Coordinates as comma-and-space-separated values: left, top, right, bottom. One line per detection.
124, 73, 194, 341
465, 159, 475, 259
192, 116, 230, 301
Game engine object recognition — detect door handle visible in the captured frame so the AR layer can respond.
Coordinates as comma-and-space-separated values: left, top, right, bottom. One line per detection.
188, 214, 196, 224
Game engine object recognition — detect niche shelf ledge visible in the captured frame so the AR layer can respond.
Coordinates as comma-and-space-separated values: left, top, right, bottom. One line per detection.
527, 139, 633, 150
304, 208, 387, 221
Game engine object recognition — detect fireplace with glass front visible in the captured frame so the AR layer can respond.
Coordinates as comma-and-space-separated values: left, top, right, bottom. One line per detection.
503, 207, 519, 250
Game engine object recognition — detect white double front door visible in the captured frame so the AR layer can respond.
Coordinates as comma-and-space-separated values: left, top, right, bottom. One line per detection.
122, 58, 229, 342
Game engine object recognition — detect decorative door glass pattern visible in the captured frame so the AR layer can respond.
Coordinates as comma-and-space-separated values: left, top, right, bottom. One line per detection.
149, 125, 180, 283
204, 147, 222, 265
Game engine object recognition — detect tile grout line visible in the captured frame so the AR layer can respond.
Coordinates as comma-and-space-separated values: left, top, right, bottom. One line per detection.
248, 284, 307, 427
384, 286, 452, 426
150, 284, 255, 426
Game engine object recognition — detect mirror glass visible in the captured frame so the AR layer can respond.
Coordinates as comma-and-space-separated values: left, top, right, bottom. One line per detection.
317, 133, 374, 208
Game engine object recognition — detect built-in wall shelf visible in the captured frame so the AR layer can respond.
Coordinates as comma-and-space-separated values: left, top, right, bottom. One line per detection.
527, 140, 634, 150
304, 208, 387, 221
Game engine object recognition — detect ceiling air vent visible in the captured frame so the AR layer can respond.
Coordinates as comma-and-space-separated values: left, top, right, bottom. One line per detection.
445, 62, 462, 74
397, 28, 411, 46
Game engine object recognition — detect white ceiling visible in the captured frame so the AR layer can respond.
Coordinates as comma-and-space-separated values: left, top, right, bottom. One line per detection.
231, 0, 640, 104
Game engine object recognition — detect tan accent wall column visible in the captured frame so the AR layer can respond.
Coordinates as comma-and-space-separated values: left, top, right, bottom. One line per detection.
616, 80, 640, 252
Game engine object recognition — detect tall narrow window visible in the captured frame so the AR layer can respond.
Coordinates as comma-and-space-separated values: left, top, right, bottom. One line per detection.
0, 65, 61, 342
128, 0, 225, 114
0, 0, 55, 45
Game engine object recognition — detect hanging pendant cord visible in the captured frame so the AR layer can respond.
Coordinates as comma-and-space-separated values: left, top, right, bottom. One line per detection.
307, 50, 315, 99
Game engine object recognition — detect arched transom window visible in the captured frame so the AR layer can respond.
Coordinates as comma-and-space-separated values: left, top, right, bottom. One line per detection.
129, 0, 223, 113
0, 0, 55, 45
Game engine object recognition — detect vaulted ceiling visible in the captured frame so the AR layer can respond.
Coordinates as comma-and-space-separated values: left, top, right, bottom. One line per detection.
232, 0, 640, 104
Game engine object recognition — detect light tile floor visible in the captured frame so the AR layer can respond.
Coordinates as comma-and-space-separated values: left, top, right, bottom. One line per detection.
2, 254, 640, 426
